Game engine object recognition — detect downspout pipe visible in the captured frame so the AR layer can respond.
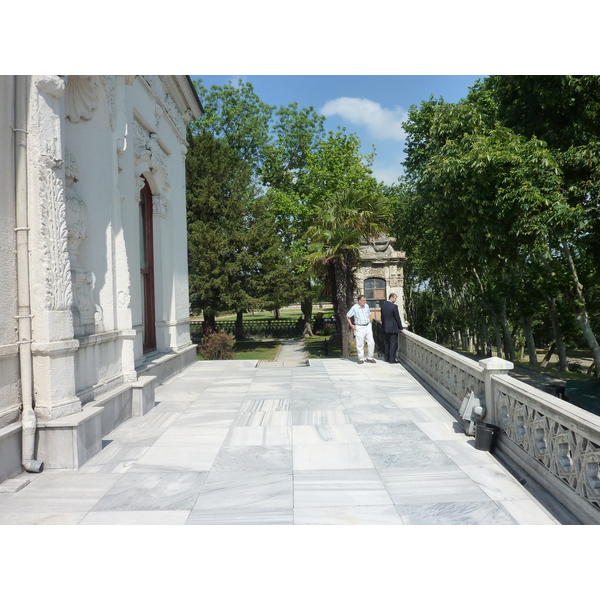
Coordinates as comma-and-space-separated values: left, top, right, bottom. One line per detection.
14, 75, 43, 473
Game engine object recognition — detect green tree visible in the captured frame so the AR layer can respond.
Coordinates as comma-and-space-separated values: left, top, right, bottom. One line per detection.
306, 188, 391, 358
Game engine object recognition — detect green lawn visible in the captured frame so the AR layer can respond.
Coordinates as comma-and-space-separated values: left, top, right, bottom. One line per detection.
232, 341, 280, 360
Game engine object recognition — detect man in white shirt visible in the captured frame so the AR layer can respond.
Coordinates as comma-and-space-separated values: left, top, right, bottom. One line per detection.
346, 295, 375, 364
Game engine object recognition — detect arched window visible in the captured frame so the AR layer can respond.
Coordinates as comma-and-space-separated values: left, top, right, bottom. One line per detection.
139, 177, 156, 353
365, 278, 386, 314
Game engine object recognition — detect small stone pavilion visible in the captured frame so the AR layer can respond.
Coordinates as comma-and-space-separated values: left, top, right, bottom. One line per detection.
354, 235, 406, 323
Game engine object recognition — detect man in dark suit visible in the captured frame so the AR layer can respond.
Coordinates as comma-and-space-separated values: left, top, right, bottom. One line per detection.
381, 293, 404, 363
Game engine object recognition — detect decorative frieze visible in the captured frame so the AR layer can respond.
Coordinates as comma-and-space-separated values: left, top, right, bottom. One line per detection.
38, 155, 73, 312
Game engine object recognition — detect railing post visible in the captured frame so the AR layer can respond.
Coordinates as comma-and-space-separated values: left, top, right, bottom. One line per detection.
478, 357, 514, 425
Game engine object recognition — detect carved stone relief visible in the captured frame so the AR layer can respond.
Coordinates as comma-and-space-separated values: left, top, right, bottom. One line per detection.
64, 152, 104, 335
38, 155, 73, 311
66, 76, 99, 123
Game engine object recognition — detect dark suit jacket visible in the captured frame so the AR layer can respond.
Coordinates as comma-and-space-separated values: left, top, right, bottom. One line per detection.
381, 300, 403, 334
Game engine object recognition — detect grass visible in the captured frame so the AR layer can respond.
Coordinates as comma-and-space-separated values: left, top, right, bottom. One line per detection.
197, 340, 281, 361
304, 333, 362, 359
191, 307, 336, 322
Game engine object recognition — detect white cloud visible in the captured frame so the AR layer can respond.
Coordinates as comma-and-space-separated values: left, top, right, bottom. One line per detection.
371, 163, 405, 186
320, 97, 408, 141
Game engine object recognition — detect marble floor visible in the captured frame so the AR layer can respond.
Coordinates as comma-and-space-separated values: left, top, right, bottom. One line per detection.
0, 357, 560, 525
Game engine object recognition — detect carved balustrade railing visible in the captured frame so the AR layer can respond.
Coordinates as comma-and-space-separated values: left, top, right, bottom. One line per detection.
397, 329, 600, 524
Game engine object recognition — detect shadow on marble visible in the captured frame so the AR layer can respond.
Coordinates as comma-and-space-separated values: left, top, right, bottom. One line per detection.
460, 464, 535, 502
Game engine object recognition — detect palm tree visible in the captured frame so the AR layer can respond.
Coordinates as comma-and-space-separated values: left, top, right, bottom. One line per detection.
305, 188, 392, 358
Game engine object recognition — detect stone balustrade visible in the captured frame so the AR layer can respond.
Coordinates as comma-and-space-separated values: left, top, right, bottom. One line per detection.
397, 329, 600, 524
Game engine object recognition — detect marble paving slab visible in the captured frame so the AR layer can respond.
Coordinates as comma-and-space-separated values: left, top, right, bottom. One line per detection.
7, 472, 122, 498
91, 471, 208, 511
212, 445, 293, 471
414, 420, 468, 441
459, 464, 535, 502
395, 501, 516, 525
102, 427, 168, 447
0, 512, 87, 525
291, 397, 345, 410
344, 406, 411, 425
224, 426, 293, 446
366, 440, 456, 470
186, 508, 294, 525
174, 410, 238, 428
355, 422, 432, 445
191, 470, 293, 510
293, 443, 375, 470
381, 467, 492, 504
294, 469, 394, 507
233, 411, 293, 427
294, 505, 404, 525
131, 442, 222, 471
401, 405, 457, 423
498, 499, 559, 525
432, 439, 501, 467
292, 424, 362, 445
78, 443, 150, 473
238, 398, 290, 412
152, 400, 194, 413
80, 510, 191, 525
158, 426, 230, 445
292, 410, 352, 426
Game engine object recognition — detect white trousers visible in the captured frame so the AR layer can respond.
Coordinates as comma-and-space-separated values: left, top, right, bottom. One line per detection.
355, 323, 374, 360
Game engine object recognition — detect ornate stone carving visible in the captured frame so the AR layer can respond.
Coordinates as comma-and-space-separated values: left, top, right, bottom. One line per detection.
493, 379, 600, 512
153, 194, 168, 217
35, 75, 65, 98
135, 176, 145, 201
66, 76, 99, 123
100, 75, 117, 131
64, 153, 104, 335
148, 132, 170, 190
163, 93, 185, 136
38, 156, 72, 311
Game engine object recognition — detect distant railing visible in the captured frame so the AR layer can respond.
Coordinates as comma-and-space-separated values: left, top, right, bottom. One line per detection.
189, 318, 336, 344
397, 329, 600, 524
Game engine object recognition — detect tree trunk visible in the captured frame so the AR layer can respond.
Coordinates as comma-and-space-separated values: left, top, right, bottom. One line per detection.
203, 313, 216, 336
493, 318, 503, 359
334, 259, 351, 359
521, 316, 538, 365
545, 295, 569, 371
561, 241, 600, 378
301, 297, 313, 324
541, 342, 556, 368
235, 311, 244, 340
273, 308, 280, 319
499, 299, 515, 361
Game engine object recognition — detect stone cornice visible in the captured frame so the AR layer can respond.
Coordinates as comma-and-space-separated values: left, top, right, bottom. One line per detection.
159, 75, 203, 121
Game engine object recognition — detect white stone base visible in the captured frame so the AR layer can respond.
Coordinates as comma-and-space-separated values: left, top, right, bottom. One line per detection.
0, 345, 197, 481
0, 423, 23, 482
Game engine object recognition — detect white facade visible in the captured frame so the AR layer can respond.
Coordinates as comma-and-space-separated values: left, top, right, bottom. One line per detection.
0, 75, 202, 481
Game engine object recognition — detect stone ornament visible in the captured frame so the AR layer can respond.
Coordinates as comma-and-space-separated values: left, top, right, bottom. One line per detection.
38, 154, 72, 312
495, 384, 600, 511
64, 152, 104, 335
66, 76, 99, 123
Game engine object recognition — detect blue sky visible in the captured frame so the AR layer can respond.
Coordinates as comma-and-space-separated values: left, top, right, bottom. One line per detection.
191, 75, 485, 186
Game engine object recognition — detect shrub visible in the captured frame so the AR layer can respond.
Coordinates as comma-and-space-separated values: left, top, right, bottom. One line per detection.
199, 331, 235, 360
318, 324, 334, 336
